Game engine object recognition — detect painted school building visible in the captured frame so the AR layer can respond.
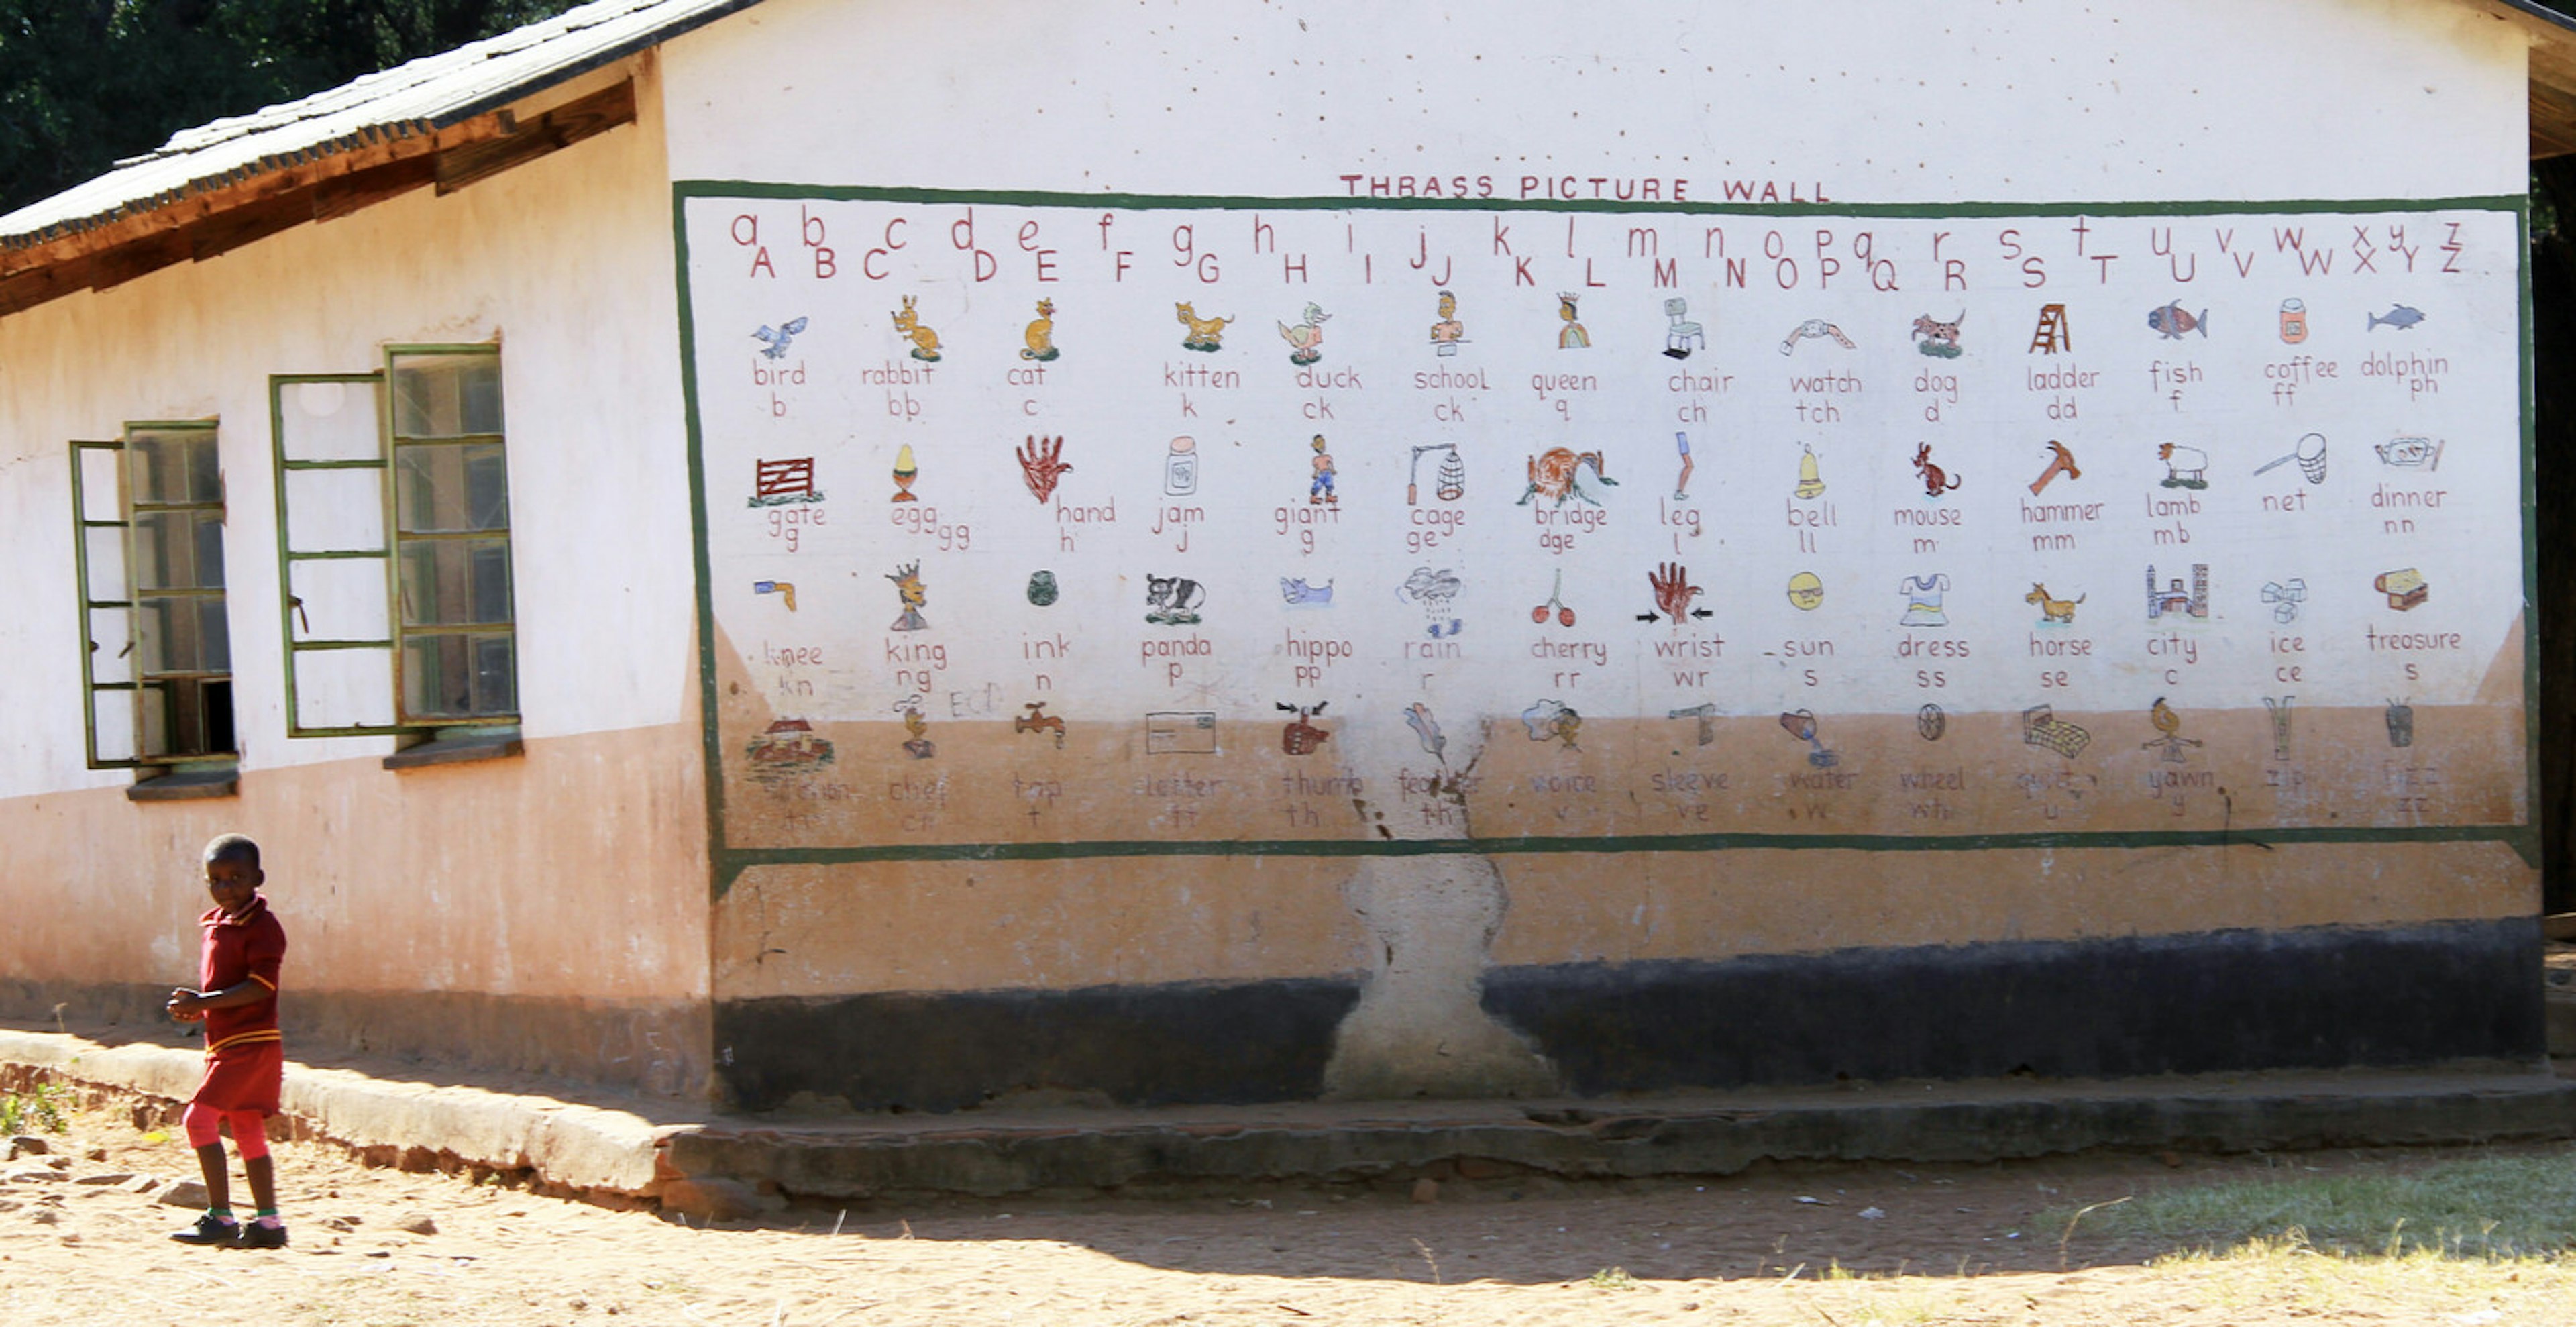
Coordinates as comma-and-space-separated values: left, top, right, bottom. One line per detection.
0, 0, 2562, 1108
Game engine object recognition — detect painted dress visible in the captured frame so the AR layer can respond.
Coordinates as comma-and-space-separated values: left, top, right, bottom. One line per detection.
1899, 573, 1950, 627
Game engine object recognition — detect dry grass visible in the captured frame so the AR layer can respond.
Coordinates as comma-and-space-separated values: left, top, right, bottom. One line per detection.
2046, 1147, 2576, 1260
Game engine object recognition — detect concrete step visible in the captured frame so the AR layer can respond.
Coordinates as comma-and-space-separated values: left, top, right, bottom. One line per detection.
2550, 989, 2576, 1057
6, 1023, 2572, 1208
665, 1072, 2576, 1200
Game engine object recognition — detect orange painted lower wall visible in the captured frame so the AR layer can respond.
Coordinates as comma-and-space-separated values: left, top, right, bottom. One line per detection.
705, 839, 2541, 1111
0, 723, 712, 1094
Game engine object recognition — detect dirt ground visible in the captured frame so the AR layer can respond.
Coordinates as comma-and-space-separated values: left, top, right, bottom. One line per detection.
4, 1107, 2573, 1326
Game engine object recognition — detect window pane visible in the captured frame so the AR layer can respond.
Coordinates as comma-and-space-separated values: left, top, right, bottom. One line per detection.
133, 596, 229, 676
282, 468, 386, 555
294, 646, 398, 731
75, 447, 125, 522
95, 688, 138, 764
139, 682, 172, 757
390, 352, 502, 438
82, 527, 129, 602
395, 442, 509, 533
136, 596, 203, 674
288, 558, 391, 643
398, 539, 513, 626
131, 513, 194, 590
131, 511, 225, 590
198, 597, 232, 673
402, 633, 515, 719
278, 378, 380, 462
197, 511, 226, 587
138, 678, 233, 759
86, 608, 133, 685
476, 637, 517, 715
129, 430, 219, 505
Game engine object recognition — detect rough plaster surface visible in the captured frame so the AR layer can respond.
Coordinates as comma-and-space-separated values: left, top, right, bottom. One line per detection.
0, 1029, 672, 1195
1322, 853, 1556, 1100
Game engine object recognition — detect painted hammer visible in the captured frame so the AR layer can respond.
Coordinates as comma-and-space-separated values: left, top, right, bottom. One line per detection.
2029, 440, 2081, 495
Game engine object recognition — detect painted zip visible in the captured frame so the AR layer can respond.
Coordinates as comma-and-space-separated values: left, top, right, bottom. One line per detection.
668, 184, 2538, 895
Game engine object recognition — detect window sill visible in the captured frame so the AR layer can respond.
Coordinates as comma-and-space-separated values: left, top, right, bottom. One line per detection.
383, 729, 524, 771
127, 766, 240, 802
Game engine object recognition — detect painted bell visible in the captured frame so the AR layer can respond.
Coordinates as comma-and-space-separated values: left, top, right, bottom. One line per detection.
1794, 446, 1827, 498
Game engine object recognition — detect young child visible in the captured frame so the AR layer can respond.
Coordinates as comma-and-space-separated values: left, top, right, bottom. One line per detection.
165, 833, 288, 1249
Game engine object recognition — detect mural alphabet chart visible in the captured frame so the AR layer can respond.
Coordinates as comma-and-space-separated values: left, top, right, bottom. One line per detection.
680, 193, 2524, 851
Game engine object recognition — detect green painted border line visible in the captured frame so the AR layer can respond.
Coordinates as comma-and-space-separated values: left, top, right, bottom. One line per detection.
2517, 196, 2543, 868
714, 822, 2524, 880
673, 184, 734, 888
672, 181, 2523, 219
668, 184, 2536, 892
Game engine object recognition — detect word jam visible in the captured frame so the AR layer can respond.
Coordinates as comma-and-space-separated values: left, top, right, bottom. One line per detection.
692, 197, 2517, 847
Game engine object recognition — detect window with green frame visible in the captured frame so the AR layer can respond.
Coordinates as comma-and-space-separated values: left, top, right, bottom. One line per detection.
70, 421, 237, 768
272, 345, 519, 737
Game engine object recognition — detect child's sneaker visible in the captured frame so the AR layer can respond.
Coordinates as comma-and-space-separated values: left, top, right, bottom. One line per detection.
170, 1213, 239, 1245
234, 1218, 288, 1250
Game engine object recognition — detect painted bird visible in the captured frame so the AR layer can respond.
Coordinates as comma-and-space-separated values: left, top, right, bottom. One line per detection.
753, 316, 808, 359
1278, 303, 1331, 360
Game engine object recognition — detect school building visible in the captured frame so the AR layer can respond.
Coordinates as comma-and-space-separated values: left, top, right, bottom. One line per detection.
1, 0, 2568, 1110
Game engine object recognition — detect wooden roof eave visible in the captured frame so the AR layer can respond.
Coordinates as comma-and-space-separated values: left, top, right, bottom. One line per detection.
0, 78, 634, 317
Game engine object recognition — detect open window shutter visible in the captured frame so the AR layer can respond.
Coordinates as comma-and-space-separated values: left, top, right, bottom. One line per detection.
272, 374, 419, 737
70, 440, 142, 768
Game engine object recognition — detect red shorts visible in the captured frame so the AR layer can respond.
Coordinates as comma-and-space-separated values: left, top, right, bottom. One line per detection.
191, 1041, 283, 1117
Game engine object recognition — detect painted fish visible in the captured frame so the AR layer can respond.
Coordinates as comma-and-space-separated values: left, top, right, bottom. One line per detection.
2369, 304, 2426, 331
2146, 301, 2207, 339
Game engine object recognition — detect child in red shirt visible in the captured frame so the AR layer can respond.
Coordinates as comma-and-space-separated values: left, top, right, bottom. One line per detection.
165, 833, 288, 1249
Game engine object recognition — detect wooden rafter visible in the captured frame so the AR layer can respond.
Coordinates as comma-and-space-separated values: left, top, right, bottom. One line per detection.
0, 80, 635, 316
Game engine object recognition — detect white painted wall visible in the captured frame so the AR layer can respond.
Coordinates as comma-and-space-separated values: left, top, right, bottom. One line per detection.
658, 1, 2532, 859
661, 0, 2528, 204
0, 64, 698, 799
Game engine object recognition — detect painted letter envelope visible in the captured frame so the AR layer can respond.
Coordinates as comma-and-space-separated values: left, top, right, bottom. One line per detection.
1146, 711, 1218, 755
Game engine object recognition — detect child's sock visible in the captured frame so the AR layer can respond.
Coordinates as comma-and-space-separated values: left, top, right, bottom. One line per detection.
254, 1209, 282, 1228
205, 1207, 237, 1224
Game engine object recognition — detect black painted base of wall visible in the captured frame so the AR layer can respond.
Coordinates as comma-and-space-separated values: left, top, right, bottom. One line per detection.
714, 920, 2542, 1114
0, 981, 709, 1097
715, 978, 1364, 1113
1481, 918, 2547, 1097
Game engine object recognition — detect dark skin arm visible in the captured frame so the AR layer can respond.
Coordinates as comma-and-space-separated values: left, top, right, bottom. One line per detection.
166, 981, 267, 1020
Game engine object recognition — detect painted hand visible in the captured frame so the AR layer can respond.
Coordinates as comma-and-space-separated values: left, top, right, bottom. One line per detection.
1017, 434, 1072, 504
1649, 561, 1702, 621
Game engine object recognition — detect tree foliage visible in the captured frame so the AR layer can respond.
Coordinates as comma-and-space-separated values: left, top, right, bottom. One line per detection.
1, 1, 587, 218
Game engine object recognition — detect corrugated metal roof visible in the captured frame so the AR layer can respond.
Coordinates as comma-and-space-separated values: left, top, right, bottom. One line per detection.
0, 0, 765, 248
